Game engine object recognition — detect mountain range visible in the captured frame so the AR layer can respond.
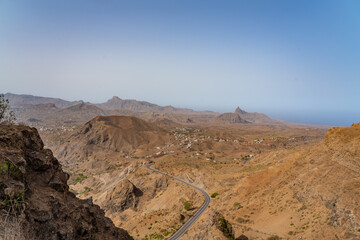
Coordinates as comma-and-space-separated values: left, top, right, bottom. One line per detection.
5, 93, 316, 127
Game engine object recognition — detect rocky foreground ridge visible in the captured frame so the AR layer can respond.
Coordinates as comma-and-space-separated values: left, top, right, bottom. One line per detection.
0, 124, 132, 240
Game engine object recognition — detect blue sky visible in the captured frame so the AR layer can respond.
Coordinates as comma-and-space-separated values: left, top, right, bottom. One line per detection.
1, 0, 359, 126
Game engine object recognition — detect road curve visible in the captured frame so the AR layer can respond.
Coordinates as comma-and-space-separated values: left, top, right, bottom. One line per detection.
146, 164, 211, 240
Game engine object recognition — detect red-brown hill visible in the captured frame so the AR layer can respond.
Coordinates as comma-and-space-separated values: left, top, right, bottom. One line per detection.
57, 116, 171, 163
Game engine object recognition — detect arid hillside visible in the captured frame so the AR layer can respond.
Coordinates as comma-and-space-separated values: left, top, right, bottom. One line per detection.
0, 125, 132, 240
56, 116, 172, 165
46, 112, 333, 239
153, 123, 360, 239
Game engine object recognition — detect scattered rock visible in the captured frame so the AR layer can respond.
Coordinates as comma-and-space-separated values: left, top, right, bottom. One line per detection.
104, 179, 142, 213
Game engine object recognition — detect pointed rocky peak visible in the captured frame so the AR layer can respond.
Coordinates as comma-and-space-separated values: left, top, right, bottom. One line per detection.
235, 107, 247, 114
109, 96, 122, 102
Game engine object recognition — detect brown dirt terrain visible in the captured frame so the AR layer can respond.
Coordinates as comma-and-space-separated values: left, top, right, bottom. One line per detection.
155, 123, 360, 239
42, 113, 350, 240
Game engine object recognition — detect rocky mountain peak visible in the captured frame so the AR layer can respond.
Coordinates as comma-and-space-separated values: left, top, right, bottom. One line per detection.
235, 107, 247, 114
109, 96, 122, 102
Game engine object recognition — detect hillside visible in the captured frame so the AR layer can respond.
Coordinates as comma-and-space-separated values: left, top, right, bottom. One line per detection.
47, 113, 327, 239
0, 124, 132, 239
153, 123, 360, 239
56, 116, 171, 164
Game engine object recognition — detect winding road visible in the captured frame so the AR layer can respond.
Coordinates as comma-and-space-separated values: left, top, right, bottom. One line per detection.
146, 164, 211, 240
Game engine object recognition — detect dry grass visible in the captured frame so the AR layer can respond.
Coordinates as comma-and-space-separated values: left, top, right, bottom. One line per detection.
0, 210, 24, 240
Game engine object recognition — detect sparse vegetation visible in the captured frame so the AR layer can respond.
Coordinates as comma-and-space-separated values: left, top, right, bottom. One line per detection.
236, 217, 250, 224
72, 173, 87, 185
80, 187, 92, 194
0, 160, 21, 178
149, 232, 164, 239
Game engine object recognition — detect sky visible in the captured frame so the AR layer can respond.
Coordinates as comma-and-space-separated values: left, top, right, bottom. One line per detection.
1, 0, 360, 126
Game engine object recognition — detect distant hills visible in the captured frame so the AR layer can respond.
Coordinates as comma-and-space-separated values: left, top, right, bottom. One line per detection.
5, 93, 215, 115
4, 93, 84, 108
96, 96, 211, 115
4, 92, 302, 126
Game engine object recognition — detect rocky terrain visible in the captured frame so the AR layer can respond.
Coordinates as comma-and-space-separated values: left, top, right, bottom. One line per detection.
44, 113, 333, 239
0, 124, 132, 240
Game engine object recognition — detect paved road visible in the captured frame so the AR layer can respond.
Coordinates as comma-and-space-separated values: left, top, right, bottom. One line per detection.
146, 164, 211, 240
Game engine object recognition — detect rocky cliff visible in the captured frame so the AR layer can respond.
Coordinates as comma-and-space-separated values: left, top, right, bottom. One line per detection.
0, 124, 132, 240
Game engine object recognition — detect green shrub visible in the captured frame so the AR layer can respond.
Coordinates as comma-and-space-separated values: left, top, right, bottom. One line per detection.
217, 216, 234, 239
184, 201, 192, 211
211, 192, 219, 198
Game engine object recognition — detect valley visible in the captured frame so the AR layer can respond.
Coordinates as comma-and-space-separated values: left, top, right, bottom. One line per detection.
3, 93, 360, 239
2, 2, 359, 239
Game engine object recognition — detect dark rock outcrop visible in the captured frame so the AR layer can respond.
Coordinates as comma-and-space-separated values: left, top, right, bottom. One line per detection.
104, 179, 142, 213
0, 125, 132, 240
216, 113, 249, 124
236, 234, 249, 240
213, 212, 235, 239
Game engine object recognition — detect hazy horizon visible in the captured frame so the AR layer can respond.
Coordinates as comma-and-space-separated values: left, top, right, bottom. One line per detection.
5, 91, 358, 127
1, 0, 360, 126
